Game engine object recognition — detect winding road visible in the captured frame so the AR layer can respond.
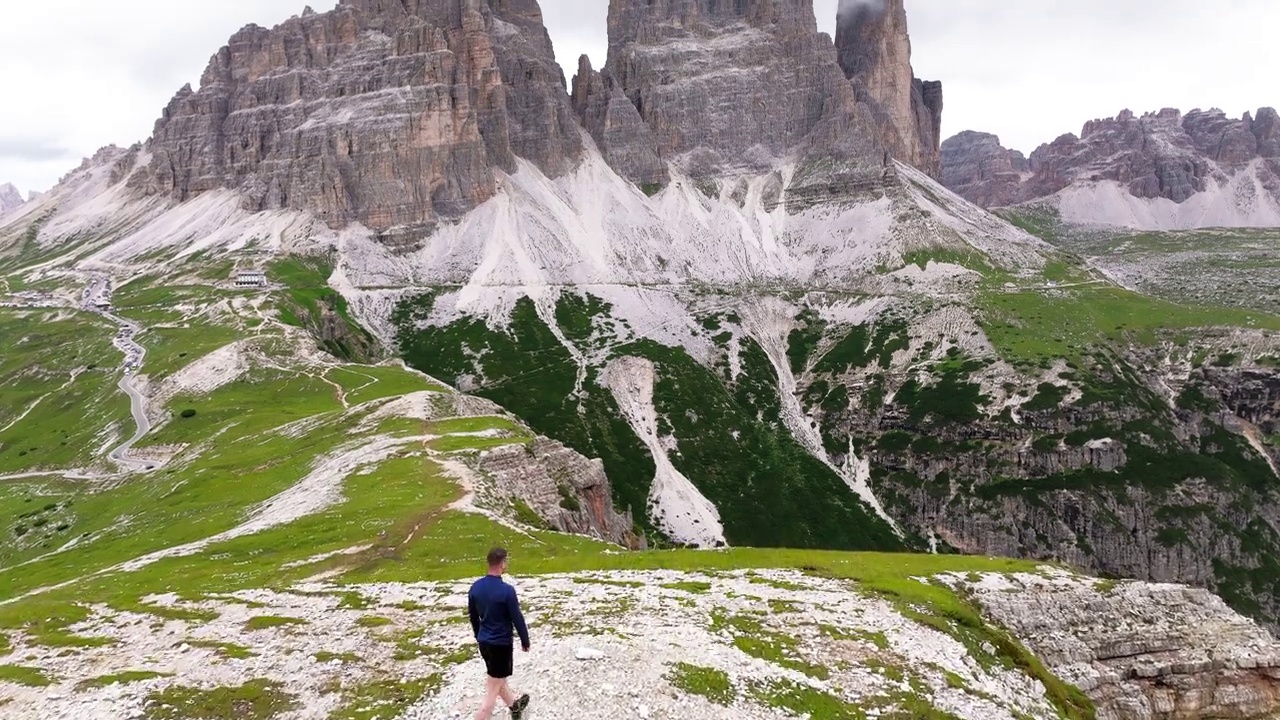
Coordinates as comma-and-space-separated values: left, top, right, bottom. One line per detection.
81, 273, 156, 473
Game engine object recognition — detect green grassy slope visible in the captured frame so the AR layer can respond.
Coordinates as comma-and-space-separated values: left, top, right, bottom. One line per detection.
0, 259, 1104, 719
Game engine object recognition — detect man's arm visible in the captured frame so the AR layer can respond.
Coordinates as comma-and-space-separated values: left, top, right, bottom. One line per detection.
508, 587, 530, 650
468, 590, 480, 638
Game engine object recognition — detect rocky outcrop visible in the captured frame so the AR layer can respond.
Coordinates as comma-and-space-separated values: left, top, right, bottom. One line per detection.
835, 0, 944, 178
952, 571, 1280, 720
0, 183, 24, 216
477, 437, 645, 550
569, 55, 668, 187
942, 107, 1280, 210
793, 320, 1280, 632
129, 0, 582, 242
593, 0, 887, 187
940, 131, 1029, 209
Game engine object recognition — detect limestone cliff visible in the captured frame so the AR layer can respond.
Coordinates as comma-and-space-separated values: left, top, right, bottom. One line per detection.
125, 0, 947, 230
569, 54, 667, 187
942, 107, 1280, 219
950, 571, 1280, 720
581, 0, 887, 189
837, 344, 1280, 635
835, 0, 944, 178
477, 437, 646, 549
940, 130, 1029, 209
130, 0, 582, 244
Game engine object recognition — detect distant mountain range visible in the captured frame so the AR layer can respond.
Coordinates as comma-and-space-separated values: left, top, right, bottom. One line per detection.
942, 107, 1280, 229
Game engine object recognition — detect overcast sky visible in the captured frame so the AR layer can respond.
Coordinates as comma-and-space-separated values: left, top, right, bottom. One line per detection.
2, 0, 1276, 194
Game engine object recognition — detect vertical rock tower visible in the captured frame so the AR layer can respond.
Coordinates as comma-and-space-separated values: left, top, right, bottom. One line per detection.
131, 0, 582, 242
573, 0, 887, 185
835, 0, 944, 178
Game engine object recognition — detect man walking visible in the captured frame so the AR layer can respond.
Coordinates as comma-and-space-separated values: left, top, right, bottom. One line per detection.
468, 547, 531, 720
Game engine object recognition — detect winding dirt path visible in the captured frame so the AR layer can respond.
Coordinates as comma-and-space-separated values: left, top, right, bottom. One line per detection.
82, 273, 156, 472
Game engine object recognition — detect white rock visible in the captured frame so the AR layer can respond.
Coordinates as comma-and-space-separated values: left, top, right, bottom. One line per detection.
575, 646, 604, 661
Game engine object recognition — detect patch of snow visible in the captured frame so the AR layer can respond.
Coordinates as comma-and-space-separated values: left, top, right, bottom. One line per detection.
815, 296, 892, 326
890, 260, 978, 284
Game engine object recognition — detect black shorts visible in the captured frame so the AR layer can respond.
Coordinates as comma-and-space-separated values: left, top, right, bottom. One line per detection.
478, 643, 514, 679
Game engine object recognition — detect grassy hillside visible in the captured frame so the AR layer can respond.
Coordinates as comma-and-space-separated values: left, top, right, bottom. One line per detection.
0, 258, 1105, 719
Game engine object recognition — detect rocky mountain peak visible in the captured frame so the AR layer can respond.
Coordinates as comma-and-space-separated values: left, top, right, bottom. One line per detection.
569, 54, 668, 186
128, 0, 581, 244
942, 105, 1280, 225
581, 0, 889, 187
0, 183, 24, 216
107, 0, 951, 236
939, 131, 1028, 209
834, 0, 943, 178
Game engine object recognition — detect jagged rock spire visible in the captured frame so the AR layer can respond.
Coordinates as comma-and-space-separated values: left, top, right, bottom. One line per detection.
835, 0, 944, 178
131, 0, 581, 239
0, 183, 24, 216
593, 0, 886, 183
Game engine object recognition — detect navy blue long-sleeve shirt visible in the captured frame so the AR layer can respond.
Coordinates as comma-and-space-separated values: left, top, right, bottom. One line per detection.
468, 575, 530, 648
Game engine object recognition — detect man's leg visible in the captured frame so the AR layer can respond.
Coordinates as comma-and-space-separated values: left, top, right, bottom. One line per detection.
474, 677, 502, 720
504, 680, 530, 719
498, 680, 517, 707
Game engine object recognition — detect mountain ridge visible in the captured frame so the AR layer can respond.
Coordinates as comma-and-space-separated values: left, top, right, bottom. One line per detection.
942, 106, 1280, 229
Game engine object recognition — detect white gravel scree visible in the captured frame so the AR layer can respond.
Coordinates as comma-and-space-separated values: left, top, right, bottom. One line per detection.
1, 570, 1067, 720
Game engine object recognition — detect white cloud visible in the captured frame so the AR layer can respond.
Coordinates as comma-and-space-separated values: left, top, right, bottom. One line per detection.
1, 0, 1277, 194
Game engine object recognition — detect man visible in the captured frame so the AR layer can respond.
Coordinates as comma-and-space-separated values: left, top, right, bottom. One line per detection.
468, 547, 531, 720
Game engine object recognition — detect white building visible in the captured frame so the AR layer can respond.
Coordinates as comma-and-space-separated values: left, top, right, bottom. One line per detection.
234, 271, 267, 288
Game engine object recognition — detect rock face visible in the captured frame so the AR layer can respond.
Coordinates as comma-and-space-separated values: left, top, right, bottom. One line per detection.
121, 0, 946, 230
574, 0, 887, 187
0, 183, 24, 216
477, 437, 645, 550
942, 107, 1280, 210
939, 131, 1028, 208
835, 0, 944, 178
129, 0, 582, 242
569, 54, 667, 187
846, 346, 1280, 635
952, 571, 1280, 720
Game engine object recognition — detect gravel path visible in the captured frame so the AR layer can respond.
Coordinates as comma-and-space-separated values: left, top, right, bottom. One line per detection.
1, 570, 1064, 720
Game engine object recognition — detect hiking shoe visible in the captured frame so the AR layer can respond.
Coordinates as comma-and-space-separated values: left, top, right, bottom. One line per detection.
511, 694, 530, 720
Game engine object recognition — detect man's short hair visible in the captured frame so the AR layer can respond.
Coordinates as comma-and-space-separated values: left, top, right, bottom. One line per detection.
487, 547, 509, 568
